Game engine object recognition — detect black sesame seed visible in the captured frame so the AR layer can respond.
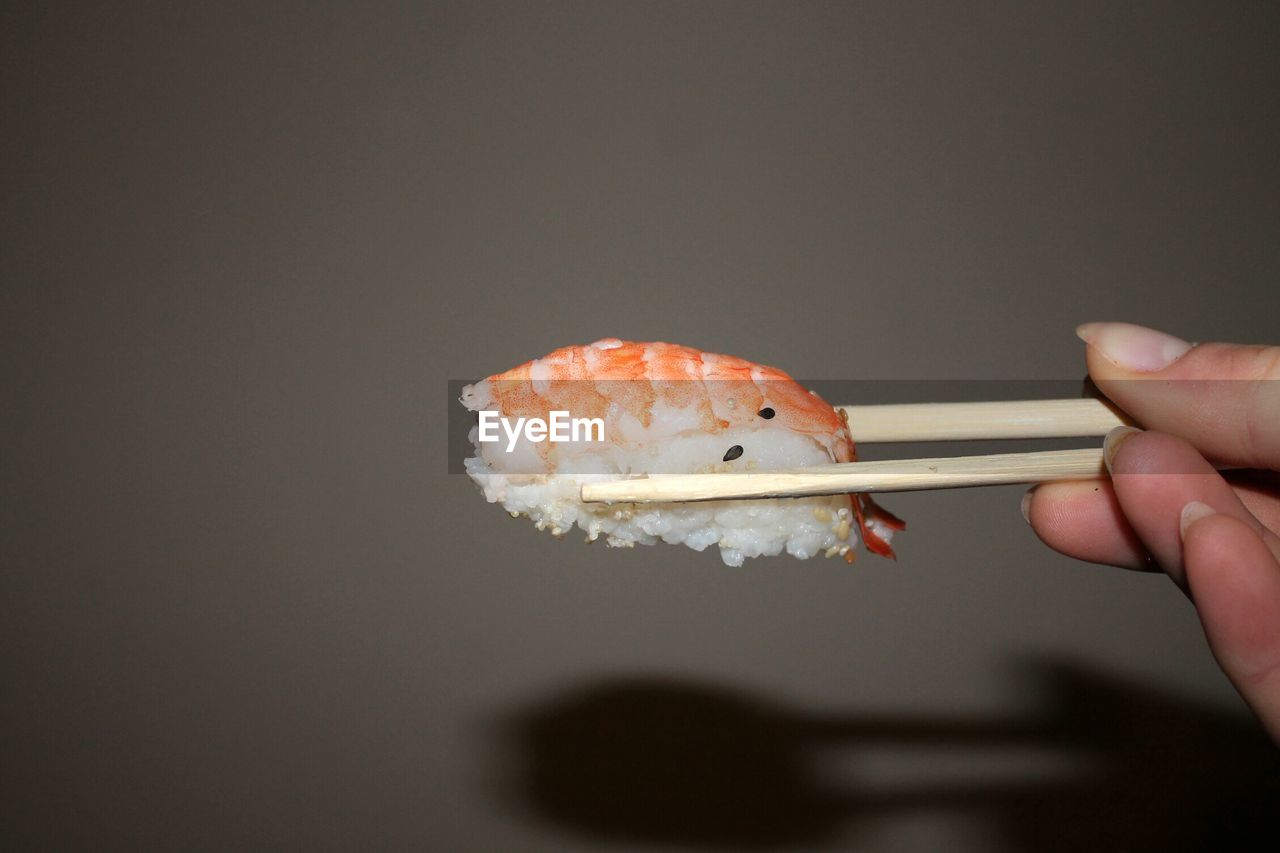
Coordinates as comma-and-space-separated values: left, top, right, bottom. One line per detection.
758, 407, 775, 419
723, 445, 744, 462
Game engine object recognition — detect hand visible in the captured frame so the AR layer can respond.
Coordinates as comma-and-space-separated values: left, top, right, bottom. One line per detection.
1023, 322, 1280, 742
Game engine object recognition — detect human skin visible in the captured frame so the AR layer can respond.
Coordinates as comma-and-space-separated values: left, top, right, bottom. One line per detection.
1023, 322, 1280, 743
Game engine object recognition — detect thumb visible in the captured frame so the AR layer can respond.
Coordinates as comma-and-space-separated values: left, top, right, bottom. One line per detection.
1077, 322, 1280, 469
1181, 502, 1280, 743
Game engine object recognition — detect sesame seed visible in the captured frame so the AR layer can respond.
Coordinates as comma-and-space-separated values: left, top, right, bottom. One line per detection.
758, 407, 775, 419
722, 445, 744, 462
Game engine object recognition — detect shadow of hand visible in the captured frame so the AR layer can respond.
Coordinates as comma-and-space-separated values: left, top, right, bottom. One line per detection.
490, 660, 1279, 850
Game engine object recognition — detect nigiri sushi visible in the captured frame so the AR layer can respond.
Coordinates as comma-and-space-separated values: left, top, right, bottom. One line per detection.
460, 339, 903, 566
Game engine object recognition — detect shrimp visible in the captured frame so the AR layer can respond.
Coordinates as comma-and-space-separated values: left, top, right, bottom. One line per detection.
462, 339, 904, 564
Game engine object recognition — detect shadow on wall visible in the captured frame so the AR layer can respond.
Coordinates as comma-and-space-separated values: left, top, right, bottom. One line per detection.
488, 660, 1279, 851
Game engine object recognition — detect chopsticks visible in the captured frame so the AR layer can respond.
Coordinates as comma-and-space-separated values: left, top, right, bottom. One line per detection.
580, 448, 1106, 503
838, 397, 1129, 442
580, 398, 1126, 504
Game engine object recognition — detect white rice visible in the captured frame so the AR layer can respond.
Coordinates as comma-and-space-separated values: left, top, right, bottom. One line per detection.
462, 412, 860, 567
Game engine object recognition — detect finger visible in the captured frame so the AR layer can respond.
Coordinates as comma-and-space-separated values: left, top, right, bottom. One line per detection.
1181, 504, 1280, 743
1077, 322, 1280, 469
1105, 428, 1280, 588
1023, 480, 1152, 571
1025, 474, 1280, 571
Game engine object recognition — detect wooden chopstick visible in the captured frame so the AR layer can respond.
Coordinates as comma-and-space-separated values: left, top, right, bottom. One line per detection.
578, 398, 1128, 504
580, 448, 1106, 504
839, 398, 1130, 442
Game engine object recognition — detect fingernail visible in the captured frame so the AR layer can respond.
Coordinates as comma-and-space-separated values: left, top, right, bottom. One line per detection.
1179, 500, 1216, 540
1076, 322, 1192, 372
1102, 425, 1142, 472
1020, 489, 1033, 524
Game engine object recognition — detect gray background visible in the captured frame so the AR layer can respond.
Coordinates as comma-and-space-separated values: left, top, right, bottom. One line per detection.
4, 1, 1279, 850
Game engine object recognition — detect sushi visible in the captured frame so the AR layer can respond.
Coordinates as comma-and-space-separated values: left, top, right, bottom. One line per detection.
460, 339, 904, 566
